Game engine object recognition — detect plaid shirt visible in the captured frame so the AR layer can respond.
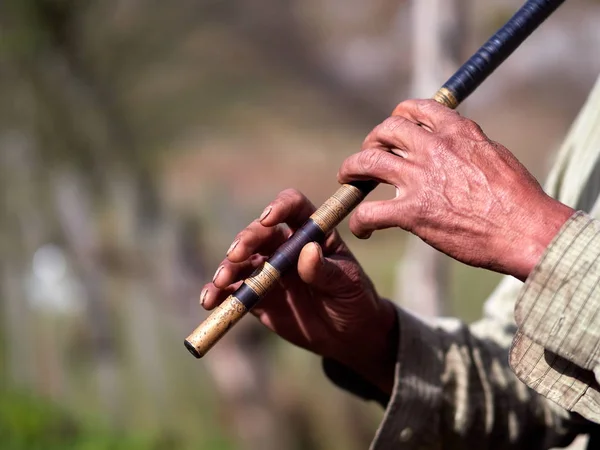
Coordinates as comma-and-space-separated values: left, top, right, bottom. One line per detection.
326, 76, 600, 449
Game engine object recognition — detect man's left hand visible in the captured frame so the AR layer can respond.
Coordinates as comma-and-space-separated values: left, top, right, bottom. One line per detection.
338, 99, 575, 281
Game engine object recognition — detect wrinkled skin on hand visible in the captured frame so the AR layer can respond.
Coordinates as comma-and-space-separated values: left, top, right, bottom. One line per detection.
201, 189, 397, 394
338, 99, 575, 281
199, 99, 574, 394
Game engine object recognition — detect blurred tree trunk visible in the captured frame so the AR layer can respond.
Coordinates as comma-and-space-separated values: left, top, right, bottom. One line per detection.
1, 0, 147, 423
395, 0, 469, 317
0, 134, 38, 389
0, 130, 69, 399
169, 220, 293, 450
109, 173, 169, 419
52, 171, 123, 419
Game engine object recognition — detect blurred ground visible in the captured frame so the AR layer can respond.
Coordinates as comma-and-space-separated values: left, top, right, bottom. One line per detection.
1, 1, 600, 449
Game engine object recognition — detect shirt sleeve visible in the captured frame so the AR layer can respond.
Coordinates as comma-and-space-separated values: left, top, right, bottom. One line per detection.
510, 211, 600, 423
325, 281, 589, 449
323, 75, 600, 447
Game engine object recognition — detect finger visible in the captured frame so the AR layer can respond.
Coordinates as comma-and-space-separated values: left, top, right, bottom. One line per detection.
297, 242, 354, 295
337, 148, 410, 185
349, 200, 413, 239
296, 242, 324, 285
227, 221, 290, 263
200, 281, 242, 310
212, 254, 267, 289
259, 189, 316, 230
321, 227, 346, 256
391, 98, 460, 132
361, 115, 432, 155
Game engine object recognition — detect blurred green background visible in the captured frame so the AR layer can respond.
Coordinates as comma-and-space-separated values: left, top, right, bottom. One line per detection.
1, 0, 600, 449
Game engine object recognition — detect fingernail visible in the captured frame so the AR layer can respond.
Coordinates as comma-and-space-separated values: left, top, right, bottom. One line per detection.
200, 289, 208, 306
212, 265, 224, 283
226, 239, 239, 256
259, 206, 272, 222
359, 232, 372, 240
313, 242, 324, 264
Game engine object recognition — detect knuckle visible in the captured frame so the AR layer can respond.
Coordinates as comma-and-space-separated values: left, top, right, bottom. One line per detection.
221, 258, 234, 270
446, 118, 484, 139
354, 205, 375, 226
417, 99, 447, 119
278, 188, 307, 207
280, 187, 301, 200
369, 116, 410, 148
414, 98, 437, 113
361, 132, 374, 150
392, 98, 418, 115
379, 116, 405, 133
391, 101, 406, 116
357, 149, 384, 174
236, 224, 256, 245
233, 229, 246, 244
461, 118, 484, 136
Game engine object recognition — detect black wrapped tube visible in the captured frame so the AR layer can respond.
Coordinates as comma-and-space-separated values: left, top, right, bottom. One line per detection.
439, 0, 566, 108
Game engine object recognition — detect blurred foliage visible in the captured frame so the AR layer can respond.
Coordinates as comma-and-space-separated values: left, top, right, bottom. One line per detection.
0, 388, 224, 450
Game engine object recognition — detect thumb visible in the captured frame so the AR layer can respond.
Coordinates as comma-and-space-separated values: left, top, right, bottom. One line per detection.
297, 242, 345, 292
350, 200, 411, 239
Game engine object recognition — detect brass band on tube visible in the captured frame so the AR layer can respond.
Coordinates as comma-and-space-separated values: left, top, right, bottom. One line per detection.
432, 87, 459, 110
245, 262, 280, 297
310, 184, 366, 233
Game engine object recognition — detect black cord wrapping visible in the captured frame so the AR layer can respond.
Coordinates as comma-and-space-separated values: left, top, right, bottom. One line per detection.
443, 0, 566, 105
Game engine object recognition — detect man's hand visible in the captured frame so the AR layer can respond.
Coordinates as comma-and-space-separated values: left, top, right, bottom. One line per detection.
201, 189, 397, 394
338, 99, 575, 281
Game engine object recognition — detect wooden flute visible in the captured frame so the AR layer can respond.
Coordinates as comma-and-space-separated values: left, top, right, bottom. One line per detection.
185, 0, 566, 359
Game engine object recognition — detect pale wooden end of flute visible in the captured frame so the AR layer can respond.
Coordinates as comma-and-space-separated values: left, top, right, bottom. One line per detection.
185, 295, 248, 358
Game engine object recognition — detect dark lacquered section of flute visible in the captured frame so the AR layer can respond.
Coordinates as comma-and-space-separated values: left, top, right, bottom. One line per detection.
349, 180, 379, 196
442, 0, 565, 105
268, 219, 326, 275
235, 219, 326, 310
234, 283, 261, 309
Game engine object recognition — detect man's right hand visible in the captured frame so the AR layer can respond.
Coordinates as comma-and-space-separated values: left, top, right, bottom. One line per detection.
200, 189, 398, 394
338, 99, 574, 281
